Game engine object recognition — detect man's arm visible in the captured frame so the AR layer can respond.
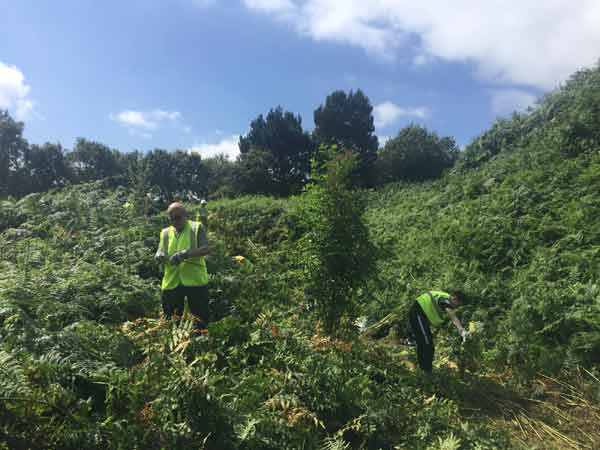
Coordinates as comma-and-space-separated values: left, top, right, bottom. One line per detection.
170, 225, 210, 265
155, 231, 167, 261
187, 223, 210, 257
186, 246, 210, 257
446, 309, 466, 335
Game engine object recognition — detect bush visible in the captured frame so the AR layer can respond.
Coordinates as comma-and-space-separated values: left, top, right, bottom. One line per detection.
376, 125, 458, 183
297, 145, 377, 335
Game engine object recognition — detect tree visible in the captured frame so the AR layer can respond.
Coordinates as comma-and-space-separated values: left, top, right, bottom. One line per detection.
141, 149, 210, 203
313, 90, 379, 186
67, 138, 124, 183
239, 106, 314, 196
171, 150, 208, 199
233, 148, 278, 196
298, 144, 377, 335
23, 143, 70, 193
1, 111, 71, 197
0, 110, 27, 197
376, 124, 458, 183
204, 154, 236, 198
143, 149, 178, 202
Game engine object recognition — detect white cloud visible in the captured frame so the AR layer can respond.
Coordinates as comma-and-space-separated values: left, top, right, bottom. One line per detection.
491, 89, 538, 117
243, 0, 600, 90
110, 109, 185, 137
243, 0, 401, 59
15, 99, 34, 121
112, 110, 156, 129
373, 101, 429, 129
189, 135, 240, 159
0, 61, 36, 120
152, 109, 182, 122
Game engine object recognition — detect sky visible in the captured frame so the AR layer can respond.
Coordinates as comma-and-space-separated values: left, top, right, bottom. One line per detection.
1, 0, 599, 159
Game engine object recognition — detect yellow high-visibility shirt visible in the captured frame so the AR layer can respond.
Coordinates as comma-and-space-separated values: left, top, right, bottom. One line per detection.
159, 221, 208, 290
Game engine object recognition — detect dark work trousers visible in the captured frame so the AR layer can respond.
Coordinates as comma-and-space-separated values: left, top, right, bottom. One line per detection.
408, 302, 434, 372
161, 284, 210, 329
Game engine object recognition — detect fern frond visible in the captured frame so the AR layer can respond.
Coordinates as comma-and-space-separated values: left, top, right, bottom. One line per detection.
0, 350, 32, 396
320, 436, 350, 450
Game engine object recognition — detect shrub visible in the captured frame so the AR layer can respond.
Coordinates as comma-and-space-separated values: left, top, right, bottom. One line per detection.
297, 145, 377, 335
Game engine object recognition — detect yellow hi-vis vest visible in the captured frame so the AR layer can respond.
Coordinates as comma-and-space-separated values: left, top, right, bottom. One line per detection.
160, 221, 208, 290
416, 291, 451, 327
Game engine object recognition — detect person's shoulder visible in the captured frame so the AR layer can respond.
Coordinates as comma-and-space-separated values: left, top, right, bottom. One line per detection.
190, 221, 208, 237
439, 298, 455, 310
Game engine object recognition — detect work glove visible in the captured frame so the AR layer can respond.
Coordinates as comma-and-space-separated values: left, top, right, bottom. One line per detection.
169, 250, 189, 266
460, 329, 470, 343
154, 250, 167, 263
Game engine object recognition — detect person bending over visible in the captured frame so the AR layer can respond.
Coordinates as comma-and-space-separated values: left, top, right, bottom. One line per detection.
408, 290, 467, 373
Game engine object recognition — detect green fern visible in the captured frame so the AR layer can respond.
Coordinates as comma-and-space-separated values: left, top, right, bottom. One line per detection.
0, 350, 32, 396
320, 436, 351, 450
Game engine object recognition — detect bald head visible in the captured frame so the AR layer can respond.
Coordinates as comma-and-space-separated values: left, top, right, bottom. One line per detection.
167, 202, 187, 231
167, 202, 186, 215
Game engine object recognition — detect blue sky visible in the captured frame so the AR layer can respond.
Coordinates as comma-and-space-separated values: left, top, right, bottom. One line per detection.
1, 0, 599, 158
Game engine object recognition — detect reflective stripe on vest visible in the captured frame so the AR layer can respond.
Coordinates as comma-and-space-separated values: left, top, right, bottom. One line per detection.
416, 291, 450, 327
162, 228, 169, 256
189, 222, 198, 250
160, 221, 208, 290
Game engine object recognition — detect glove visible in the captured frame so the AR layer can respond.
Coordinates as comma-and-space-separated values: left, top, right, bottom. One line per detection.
169, 250, 189, 265
460, 329, 469, 343
154, 250, 167, 263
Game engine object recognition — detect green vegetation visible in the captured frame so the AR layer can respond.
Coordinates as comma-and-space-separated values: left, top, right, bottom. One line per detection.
313, 90, 379, 187
238, 107, 315, 197
297, 146, 376, 335
2, 65, 600, 449
376, 125, 458, 183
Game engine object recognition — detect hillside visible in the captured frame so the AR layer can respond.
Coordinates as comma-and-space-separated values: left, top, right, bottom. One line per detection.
2, 67, 600, 449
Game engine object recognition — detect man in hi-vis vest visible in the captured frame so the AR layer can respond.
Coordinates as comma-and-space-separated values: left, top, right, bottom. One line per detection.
155, 202, 211, 329
408, 290, 468, 373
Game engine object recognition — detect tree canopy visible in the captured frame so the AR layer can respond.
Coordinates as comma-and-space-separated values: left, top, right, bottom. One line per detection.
1, 111, 70, 197
238, 107, 314, 196
67, 138, 124, 183
313, 90, 378, 186
376, 124, 459, 183
0, 111, 27, 197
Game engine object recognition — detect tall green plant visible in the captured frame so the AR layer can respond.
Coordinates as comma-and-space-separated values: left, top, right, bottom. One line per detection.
298, 145, 376, 335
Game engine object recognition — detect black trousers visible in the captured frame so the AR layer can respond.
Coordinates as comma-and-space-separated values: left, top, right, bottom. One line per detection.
161, 284, 210, 329
408, 302, 434, 372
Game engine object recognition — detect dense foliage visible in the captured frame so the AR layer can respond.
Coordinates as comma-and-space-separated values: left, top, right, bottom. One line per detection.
297, 146, 376, 334
313, 90, 379, 186
0, 111, 71, 197
0, 182, 516, 450
238, 107, 315, 197
376, 125, 459, 183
